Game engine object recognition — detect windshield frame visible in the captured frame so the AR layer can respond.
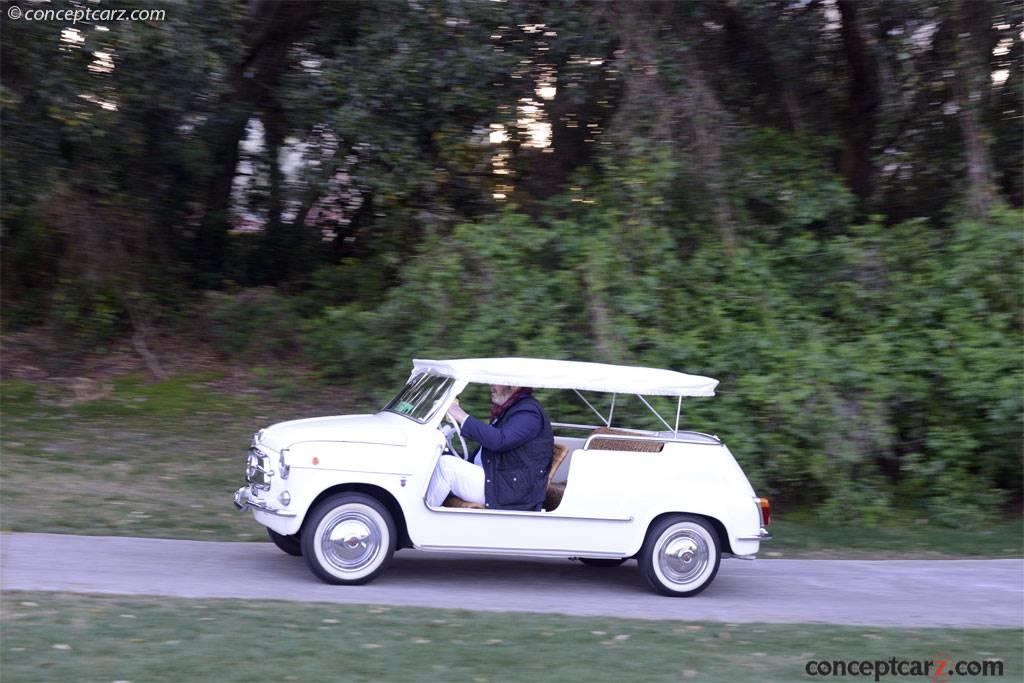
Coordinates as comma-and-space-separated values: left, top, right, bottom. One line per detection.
382, 371, 455, 424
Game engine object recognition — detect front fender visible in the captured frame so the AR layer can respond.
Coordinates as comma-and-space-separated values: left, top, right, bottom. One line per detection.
253, 440, 430, 537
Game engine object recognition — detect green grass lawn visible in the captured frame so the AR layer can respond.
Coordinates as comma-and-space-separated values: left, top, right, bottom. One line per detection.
0, 374, 349, 541
2, 592, 1020, 683
765, 515, 1023, 559
2, 375, 1021, 557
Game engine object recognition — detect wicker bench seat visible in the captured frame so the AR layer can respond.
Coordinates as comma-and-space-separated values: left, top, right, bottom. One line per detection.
586, 426, 664, 453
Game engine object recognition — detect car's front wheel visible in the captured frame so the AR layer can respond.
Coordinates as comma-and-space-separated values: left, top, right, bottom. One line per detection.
267, 528, 302, 556
639, 514, 721, 597
301, 493, 396, 585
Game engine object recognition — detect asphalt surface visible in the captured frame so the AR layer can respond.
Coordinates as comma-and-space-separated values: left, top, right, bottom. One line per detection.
2, 533, 1021, 628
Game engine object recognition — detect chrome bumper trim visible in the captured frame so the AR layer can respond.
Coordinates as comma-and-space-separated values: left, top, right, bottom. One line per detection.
737, 527, 772, 541
233, 486, 296, 517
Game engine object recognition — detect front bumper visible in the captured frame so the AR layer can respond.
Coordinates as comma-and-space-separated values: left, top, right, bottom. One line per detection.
233, 486, 296, 517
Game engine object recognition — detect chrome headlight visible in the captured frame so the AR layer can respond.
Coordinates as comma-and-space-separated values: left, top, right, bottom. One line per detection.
245, 448, 273, 490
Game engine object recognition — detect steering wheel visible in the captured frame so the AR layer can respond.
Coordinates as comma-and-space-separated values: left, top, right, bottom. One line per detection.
441, 414, 470, 461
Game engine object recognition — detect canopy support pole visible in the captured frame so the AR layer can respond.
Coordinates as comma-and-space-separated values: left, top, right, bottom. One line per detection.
674, 396, 682, 437
637, 395, 674, 433
573, 390, 609, 426
608, 393, 616, 427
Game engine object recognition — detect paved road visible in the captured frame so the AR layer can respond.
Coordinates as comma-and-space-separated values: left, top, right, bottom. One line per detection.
2, 533, 1021, 628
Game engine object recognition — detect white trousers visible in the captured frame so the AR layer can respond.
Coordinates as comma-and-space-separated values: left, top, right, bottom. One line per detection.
426, 454, 485, 507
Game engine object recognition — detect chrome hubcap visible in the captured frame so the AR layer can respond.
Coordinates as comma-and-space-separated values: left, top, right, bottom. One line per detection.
658, 529, 709, 585
320, 511, 381, 572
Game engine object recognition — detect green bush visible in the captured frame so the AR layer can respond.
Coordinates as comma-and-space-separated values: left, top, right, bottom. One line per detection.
303, 211, 589, 396
202, 288, 303, 360
302, 187, 1022, 525
48, 278, 129, 351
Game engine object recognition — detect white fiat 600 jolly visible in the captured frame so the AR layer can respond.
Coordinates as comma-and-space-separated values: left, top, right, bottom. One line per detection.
233, 358, 771, 596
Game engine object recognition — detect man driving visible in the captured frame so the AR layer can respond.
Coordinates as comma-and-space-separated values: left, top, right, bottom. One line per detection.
426, 384, 554, 511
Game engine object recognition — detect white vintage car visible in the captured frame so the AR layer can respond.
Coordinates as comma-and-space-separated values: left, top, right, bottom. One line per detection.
233, 358, 771, 596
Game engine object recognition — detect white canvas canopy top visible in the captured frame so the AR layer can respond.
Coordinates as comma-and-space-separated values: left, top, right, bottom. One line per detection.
411, 357, 718, 397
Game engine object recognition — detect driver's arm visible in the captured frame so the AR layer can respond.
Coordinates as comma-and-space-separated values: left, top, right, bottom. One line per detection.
460, 409, 542, 453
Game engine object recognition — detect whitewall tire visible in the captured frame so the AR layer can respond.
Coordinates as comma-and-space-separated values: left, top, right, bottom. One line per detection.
639, 515, 721, 597
301, 493, 396, 585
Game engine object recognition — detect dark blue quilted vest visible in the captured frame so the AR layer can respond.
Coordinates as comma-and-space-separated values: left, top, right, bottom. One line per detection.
481, 396, 554, 511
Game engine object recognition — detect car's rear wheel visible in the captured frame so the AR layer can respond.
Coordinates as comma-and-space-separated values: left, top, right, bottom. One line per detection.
639, 514, 720, 597
578, 558, 627, 568
302, 493, 396, 585
267, 528, 302, 556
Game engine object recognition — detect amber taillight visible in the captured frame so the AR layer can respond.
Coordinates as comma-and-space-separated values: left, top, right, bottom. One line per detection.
755, 497, 771, 527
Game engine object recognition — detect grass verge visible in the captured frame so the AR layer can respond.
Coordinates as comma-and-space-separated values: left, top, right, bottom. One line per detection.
2, 591, 1021, 683
0, 374, 357, 541
764, 515, 1023, 559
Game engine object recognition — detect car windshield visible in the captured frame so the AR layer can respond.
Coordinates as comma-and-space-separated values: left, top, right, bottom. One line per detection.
383, 372, 454, 422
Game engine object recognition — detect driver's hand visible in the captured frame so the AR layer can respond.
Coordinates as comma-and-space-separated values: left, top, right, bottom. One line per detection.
447, 400, 468, 426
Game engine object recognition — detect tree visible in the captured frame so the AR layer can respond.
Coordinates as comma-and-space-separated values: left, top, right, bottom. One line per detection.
837, 0, 881, 203
194, 0, 324, 284
952, 0, 997, 217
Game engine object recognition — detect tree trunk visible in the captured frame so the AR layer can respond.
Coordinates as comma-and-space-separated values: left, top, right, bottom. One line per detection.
721, 3, 805, 133
196, 114, 249, 285
517, 46, 621, 204
953, 0, 996, 217
261, 100, 291, 282
677, 44, 736, 255
196, 0, 319, 284
837, 0, 880, 203
611, 1, 737, 254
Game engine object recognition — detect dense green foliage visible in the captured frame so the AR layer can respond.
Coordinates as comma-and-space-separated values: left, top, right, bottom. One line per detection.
305, 163, 1022, 525
2, 0, 1021, 523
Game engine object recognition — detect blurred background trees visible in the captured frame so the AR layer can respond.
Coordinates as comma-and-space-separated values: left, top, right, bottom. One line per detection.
2, 0, 1021, 524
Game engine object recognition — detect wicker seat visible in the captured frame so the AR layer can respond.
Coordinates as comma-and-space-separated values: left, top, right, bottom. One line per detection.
544, 481, 566, 511
542, 443, 570, 511
443, 442, 570, 511
587, 426, 664, 452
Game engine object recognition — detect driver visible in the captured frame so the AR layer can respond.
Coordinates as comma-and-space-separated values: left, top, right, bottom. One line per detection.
426, 385, 554, 511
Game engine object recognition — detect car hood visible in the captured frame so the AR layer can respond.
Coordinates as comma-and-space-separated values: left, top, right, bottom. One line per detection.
258, 413, 409, 451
